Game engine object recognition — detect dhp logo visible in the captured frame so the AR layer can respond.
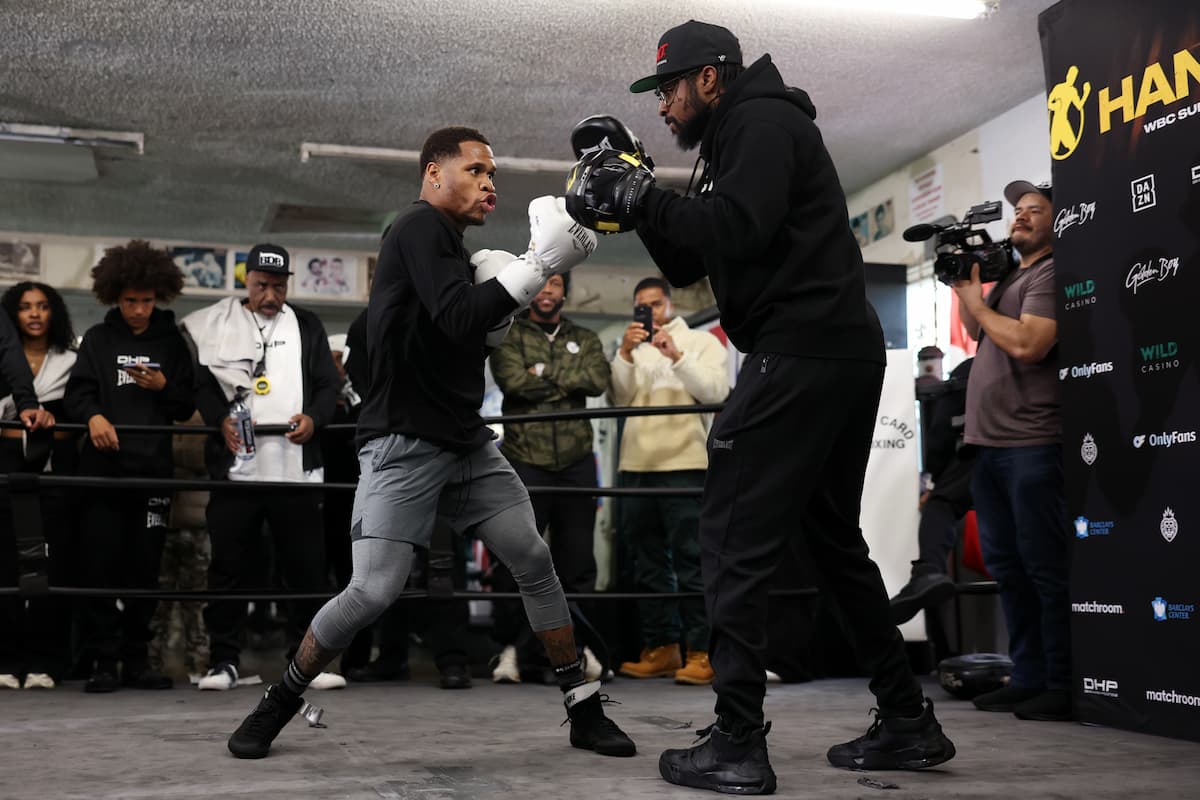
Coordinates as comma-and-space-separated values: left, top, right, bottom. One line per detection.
1083, 678, 1119, 697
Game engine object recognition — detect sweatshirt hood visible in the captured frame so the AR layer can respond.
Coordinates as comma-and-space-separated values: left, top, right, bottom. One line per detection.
104, 306, 178, 339
701, 54, 816, 161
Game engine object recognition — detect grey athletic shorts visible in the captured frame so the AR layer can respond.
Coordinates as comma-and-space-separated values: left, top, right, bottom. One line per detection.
350, 434, 528, 546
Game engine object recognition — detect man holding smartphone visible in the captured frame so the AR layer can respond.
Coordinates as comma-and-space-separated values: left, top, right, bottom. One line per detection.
609, 277, 728, 686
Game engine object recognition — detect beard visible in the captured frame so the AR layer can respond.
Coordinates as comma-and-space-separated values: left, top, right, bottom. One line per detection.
669, 86, 713, 151
530, 297, 564, 320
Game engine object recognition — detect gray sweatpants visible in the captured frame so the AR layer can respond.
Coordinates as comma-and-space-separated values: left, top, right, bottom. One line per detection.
310, 435, 571, 651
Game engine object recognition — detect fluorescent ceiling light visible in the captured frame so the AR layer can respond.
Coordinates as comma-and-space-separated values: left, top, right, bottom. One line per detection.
299, 141, 696, 181
0, 122, 144, 154
798, 0, 996, 19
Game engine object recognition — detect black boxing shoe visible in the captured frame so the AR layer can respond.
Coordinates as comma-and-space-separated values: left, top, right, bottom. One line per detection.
564, 681, 636, 757
659, 719, 777, 795
827, 699, 956, 771
228, 684, 303, 759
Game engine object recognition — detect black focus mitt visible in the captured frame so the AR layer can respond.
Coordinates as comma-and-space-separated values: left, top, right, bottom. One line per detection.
569, 115, 656, 172
564, 149, 655, 234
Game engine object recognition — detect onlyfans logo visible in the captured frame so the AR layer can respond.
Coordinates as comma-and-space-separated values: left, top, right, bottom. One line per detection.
1060, 361, 1114, 380
1132, 430, 1197, 448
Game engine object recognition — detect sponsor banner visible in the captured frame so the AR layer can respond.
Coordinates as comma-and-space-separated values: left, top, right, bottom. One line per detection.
1045, 0, 1200, 742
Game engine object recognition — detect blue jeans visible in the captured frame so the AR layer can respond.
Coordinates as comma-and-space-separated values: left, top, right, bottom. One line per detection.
971, 445, 1072, 689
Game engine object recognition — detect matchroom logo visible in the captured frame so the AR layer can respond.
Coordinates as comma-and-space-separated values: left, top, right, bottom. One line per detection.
1050, 48, 1200, 161
1072, 600, 1124, 615
1146, 688, 1200, 708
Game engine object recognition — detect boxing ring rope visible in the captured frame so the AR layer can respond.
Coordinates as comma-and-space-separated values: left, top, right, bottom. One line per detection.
0, 407, 996, 616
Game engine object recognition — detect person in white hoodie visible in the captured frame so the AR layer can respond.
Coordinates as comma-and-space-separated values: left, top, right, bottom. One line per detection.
610, 277, 728, 686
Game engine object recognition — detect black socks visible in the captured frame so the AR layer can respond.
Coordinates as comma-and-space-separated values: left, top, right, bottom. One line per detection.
554, 656, 586, 692
280, 660, 314, 696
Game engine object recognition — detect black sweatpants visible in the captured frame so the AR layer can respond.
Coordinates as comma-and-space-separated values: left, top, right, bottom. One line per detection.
703, 354, 923, 728
78, 490, 169, 670
204, 488, 326, 668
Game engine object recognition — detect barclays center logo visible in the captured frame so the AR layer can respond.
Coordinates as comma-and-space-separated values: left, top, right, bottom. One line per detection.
1074, 516, 1114, 539
1152, 596, 1195, 621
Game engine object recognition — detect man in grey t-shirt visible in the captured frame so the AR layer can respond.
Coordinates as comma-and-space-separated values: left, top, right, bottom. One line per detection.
953, 180, 1072, 723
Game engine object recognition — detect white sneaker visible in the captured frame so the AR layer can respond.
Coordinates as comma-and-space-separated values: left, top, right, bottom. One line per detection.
23, 672, 55, 689
198, 663, 239, 690
583, 647, 604, 683
308, 672, 347, 690
0, 674, 19, 689
492, 645, 520, 684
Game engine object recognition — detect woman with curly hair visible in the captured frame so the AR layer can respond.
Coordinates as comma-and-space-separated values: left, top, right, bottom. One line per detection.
65, 239, 196, 693
0, 282, 78, 690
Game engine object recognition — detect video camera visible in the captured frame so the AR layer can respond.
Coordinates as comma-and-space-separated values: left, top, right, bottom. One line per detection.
903, 201, 1015, 286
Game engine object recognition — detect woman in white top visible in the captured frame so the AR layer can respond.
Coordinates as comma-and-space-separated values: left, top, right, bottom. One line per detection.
0, 281, 78, 690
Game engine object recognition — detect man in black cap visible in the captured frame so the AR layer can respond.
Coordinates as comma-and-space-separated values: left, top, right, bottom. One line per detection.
565, 19, 956, 794
953, 180, 1071, 722
182, 243, 342, 691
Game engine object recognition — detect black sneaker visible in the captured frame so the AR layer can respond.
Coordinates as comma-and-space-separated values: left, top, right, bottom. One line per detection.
438, 663, 472, 690
228, 684, 303, 759
122, 665, 173, 690
659, 720, 777, 795
890, 571, 956, 624
564, 682, 636, 757
346, 660, 411, 683
827, 699, 956, 771
84, 668, 120, 694
1013, 689, 1072, 721
972, 685, 1043, 712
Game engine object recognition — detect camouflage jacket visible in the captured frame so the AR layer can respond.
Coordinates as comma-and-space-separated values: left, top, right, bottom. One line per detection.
491, 314, 610, 471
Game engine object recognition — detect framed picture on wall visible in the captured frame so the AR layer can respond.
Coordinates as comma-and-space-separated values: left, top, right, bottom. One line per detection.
0, 241, 41, 279
292, 252, 357, 298
871, 199, 895, 242
232, 250, 249, 290
850, 211, 870, 248
171, 246, 227, 290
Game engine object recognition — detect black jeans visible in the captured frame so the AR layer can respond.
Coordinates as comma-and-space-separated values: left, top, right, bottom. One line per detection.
204, 487, 327, 668
78, 489, 169, 670
703, 354, 923, 728
0, 440, 75, 677
619, 470, 708, 651
915, 454, 975, 574
490, 455, 598, 653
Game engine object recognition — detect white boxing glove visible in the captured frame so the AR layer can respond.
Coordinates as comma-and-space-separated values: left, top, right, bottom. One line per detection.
471, 249, 518, 347
495, 196, 598, 306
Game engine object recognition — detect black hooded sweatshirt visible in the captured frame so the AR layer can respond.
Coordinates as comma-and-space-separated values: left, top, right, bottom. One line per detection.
637, 54, 884, 364
65, 307, 196, 476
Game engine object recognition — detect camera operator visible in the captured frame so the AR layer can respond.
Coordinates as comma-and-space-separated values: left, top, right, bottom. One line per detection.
952, 180, 1072, 722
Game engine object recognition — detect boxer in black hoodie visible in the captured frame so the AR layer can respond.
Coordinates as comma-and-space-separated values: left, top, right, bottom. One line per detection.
566, 20, 956, 795
66, 239, 195, 693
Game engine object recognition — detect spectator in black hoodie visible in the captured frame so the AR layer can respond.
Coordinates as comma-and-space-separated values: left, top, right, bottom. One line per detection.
66, 240, 195, 693
567, 19, 956, 794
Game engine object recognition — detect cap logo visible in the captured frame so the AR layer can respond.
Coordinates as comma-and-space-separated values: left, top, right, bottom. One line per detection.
656, 42, 669, 66
258, 252, 285, 268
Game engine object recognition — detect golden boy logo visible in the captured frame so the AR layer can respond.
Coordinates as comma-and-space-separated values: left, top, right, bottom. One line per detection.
1049, 66, 1090, 160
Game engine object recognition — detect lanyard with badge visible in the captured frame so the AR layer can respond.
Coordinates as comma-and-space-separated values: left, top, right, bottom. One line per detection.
250, 309, 281, 395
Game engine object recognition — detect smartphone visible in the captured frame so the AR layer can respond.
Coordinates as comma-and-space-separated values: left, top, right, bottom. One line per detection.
633, 304, 654, 340
122, 362, 161, 371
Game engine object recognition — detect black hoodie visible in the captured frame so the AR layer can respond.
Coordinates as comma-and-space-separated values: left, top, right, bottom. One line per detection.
65, 307, 196, 476
637, 54, 884, 364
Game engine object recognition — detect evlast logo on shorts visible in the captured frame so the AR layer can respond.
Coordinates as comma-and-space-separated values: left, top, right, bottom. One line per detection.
1126, 257, 1180, 294
1053, 201, 1097, 236
116, 354, 153, 387
873, 415, 914, 449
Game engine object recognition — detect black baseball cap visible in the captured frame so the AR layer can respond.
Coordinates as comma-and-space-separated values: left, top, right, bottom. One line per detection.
629, 20, 742, 94
1003, 180, 1052, 206
245, 243, 291, 275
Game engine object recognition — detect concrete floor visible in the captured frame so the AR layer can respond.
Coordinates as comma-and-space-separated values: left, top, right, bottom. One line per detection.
1, 676, 1197, 799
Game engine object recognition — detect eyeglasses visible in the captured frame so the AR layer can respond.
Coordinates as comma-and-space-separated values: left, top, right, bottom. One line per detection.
654, 69, 702, 106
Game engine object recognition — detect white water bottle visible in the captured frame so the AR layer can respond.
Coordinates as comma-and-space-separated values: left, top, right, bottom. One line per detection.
230, 390, 255, 461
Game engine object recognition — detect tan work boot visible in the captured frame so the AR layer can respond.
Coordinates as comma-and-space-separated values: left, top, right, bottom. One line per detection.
675, 651, 715, 685
618, 644, 682, 678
